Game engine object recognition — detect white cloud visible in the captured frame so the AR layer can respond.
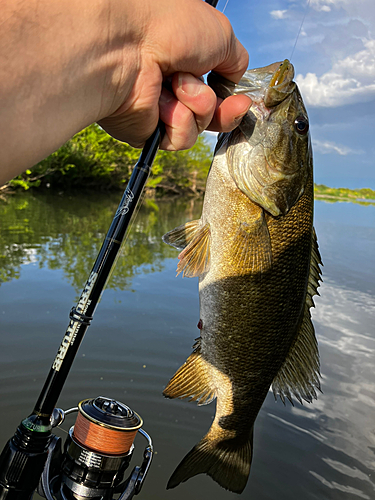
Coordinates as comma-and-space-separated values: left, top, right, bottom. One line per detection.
270, 9, 288, 19
313, 139, 363, 155
296, 39, 375, 107
309, 0, 365, 11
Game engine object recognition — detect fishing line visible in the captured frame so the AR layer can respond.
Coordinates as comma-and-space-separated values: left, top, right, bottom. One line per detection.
222, 0, 230, 14
73, 412, 137, 455
290, 0, 311, 62
72, 398, 142, 456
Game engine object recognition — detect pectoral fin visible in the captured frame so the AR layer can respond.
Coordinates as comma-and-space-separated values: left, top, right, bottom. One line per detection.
163, 220, 211, 278
232, 211, 272, 274
272, 229, 323, 404
177, 223, 210, 278
162, 219, 202, 251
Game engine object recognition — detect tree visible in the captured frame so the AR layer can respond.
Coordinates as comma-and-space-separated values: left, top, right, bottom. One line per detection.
7, 125, 213, 194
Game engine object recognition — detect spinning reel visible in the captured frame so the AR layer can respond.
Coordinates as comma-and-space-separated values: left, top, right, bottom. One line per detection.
0, 128, 162, 500
38, 397, 152, 500
0, 3, 220, 498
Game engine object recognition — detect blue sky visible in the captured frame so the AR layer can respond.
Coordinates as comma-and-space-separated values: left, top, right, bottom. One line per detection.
209, 0, 375, 189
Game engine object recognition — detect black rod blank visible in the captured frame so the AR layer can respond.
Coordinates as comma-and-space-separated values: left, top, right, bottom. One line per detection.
0, 1, 220, 497
34, 123, 164, 418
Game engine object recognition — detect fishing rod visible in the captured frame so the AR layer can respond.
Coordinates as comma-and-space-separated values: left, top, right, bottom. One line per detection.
0, 125, 162, 500
0, 1, 220, 499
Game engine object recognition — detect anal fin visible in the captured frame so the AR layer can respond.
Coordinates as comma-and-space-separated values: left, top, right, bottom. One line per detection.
163, 340, 216, 406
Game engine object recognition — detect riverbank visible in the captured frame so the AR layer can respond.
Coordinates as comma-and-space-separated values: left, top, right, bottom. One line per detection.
314, 184, 375, 205
3, 181, 374, 205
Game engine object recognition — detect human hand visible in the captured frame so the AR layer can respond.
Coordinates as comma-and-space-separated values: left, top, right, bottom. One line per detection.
98, 0, 251, 150
0, 0, 251, 184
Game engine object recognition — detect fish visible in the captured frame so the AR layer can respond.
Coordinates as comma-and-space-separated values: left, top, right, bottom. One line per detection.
162, 60, 322, 494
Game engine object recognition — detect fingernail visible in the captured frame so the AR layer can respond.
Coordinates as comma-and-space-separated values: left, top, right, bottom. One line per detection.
179, 73, 203, 97
233, 106, 251, 125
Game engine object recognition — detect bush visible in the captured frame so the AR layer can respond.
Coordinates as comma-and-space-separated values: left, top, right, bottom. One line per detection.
7, 125, 213, 194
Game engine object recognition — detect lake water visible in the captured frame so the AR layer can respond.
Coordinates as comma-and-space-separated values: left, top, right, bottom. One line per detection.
0, 190, 374, 500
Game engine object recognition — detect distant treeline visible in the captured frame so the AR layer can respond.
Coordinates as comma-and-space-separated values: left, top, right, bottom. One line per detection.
4, 125, 374, 200
314, 184, 375, 204
6, 124, 212, 196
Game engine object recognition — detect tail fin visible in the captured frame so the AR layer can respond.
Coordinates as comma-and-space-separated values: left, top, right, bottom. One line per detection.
167, 428, 253, 494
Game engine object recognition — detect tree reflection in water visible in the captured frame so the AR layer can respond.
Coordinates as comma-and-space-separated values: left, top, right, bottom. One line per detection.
0, 191, 203, 293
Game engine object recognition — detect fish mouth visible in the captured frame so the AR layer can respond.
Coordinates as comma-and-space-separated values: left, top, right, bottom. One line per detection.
269, 60, 291, 88
207, 60, 295, 108
263, 60, 295, 108
227, 60, 295, 109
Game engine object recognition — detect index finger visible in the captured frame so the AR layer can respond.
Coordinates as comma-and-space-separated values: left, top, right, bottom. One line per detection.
208, 9, 249, 83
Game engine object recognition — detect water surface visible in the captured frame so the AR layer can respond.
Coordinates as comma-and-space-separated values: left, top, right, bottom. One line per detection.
0, 191, 374, 499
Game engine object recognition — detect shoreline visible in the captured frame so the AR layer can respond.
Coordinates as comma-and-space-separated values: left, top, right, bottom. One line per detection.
2, 183, 375, 206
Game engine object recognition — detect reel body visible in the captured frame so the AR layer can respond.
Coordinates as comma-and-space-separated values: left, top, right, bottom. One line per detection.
38, 397, 152, 500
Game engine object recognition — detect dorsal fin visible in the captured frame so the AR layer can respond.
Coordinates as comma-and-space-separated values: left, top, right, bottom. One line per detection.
272, 229, 323, 404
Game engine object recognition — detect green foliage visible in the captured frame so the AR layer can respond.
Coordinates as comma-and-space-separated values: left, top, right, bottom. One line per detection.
151, 137, 212, 196
314, 184, 375, 205
6, 124, 213, 194
9, 125, 140, 190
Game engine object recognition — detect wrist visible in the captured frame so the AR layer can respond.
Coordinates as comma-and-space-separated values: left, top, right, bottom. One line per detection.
0, 0, 141, 182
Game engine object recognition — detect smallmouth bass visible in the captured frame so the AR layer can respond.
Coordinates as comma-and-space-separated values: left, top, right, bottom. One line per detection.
162, 60, 322, 494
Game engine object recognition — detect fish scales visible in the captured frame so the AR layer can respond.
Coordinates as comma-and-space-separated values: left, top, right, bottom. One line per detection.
162, 60, 322, 494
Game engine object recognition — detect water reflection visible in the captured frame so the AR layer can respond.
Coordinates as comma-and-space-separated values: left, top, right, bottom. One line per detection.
0, 191, 202, 292
0, 193, 374, 500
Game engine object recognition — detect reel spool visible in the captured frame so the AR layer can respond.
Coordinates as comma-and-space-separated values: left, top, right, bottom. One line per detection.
73, 397, 142, 456
39, 397, 152, 500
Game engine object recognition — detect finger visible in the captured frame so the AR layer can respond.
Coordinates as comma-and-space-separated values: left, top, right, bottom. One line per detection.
207, 95, 252, 133
99, 111, 154, 148
158, 87, 198, 150
172, 73, 216, 134
209, 11, 249, 83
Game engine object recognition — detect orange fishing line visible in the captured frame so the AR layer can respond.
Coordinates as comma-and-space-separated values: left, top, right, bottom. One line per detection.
73, 412, 137, 455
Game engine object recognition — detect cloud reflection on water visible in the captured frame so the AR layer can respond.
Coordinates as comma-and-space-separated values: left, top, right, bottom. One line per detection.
303, 278, 375, 497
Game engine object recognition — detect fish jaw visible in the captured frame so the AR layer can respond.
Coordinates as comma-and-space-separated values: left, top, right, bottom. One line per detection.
235, 60, 296, 107
211, 60, 312, 217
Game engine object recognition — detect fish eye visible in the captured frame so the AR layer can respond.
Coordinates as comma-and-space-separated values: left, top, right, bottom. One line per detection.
294, 115, 309, 135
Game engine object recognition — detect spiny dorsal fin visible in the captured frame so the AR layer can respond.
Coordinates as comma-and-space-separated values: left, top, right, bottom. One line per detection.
232, 211, 272, 274
176, 222, 211, 278
307, 227, 323, 306
272, 229, 323, 404
163, 339, 216, 406
162, 219, 202, 251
